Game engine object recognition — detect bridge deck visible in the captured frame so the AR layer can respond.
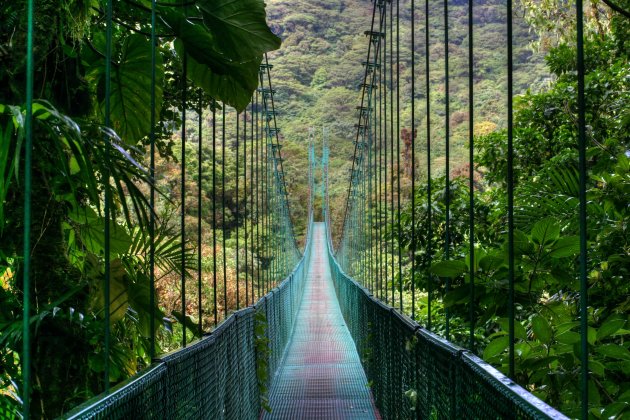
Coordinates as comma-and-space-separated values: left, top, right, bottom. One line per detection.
264, 223, 379, 419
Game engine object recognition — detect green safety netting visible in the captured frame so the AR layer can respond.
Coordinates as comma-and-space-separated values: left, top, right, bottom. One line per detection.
61, 218, 313, 420
327, 238, 568, 420
263, 223, 378, 419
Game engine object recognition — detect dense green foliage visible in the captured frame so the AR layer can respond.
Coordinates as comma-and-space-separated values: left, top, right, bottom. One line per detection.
264, 0, 547, 245
0, 0, 279, 417
394, 5, 630, 417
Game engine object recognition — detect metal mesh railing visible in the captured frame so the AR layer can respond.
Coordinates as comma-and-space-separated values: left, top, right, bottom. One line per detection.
62, 217, 313, 420
328, 243, 568, 420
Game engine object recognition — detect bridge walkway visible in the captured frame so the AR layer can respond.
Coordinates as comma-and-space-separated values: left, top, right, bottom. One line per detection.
263, 223, 379, 419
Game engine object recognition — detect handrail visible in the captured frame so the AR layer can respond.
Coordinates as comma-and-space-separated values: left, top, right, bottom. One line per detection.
324, 221, 568, 420
62, 213, 314, 419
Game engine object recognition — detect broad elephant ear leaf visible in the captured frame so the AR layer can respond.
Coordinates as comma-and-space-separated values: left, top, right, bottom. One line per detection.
174, 40, 261, 112
197, 0, 281, 61
89, 33, 164, 146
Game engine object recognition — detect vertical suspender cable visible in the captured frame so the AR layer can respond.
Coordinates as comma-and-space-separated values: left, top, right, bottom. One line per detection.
443, 0, 451, 340
181, 48, 187, 347
369, 99, 374, 291
383, 0, 389, 304
255, 92, 260, 299
396, 0, 403, 312
222, 108, 227, 318
104, 0, 113, 389
389, 0, 395, 307
149, 0, 157, 361
244, 110, 249, 306
425, 0, 432, 330
576, 1, 588, 417
410, 0, 416, 320
212, 102, 218, 326
250, 97, 255, 303
377, 10, 385, 300
344, 1, 378, 277
468, 0, 475, 352
506, 0, 515, 379
22, 0, 35, 415
376, 39, 381, 297
264, 112, 270, 288
236, 113, 240, 310
265, 107, 270, 284
197, 92, 203, 332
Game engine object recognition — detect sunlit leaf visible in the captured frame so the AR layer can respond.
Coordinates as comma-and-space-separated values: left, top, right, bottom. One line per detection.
597, 317, 626, 341
196, 0, 281, 61
175, 39, 261, 112
90, 34, 164, 145
531, 217, 560, 246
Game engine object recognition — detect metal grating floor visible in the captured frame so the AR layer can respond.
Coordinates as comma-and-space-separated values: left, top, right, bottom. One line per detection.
263, 223, 379, 419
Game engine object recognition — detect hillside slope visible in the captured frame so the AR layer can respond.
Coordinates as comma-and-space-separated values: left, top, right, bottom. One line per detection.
264, 0, 547, 243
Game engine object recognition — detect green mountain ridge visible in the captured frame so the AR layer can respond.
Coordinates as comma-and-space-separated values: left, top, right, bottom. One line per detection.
264, 0, 548, 242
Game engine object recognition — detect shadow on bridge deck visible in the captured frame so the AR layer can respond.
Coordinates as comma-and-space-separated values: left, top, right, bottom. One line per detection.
263, 223, 380, 419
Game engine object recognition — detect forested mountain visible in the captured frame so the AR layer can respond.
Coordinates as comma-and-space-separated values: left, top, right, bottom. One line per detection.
259, 0, 547, 243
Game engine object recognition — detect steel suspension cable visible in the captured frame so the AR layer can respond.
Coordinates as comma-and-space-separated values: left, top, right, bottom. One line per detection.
468, 0, 475, 352
396, 0, 403, 312
255, 91, 260, 298
243, 110, 249, 306
22, 0, 35, 414
389, 0, 395, 307
250, 96, 255, 303
507, 0, 515, 380
341, 1, 379, 246
180, 24, 188, 348
222, 107, 227, 318
425, 0, 432, 330
212, 102, 218, 326
263, 111, 269, 291
263, 56, 299, 258
576, 0, 589, 416
410, 0, 416, 320
383, 0, 389, 304
197, 91, 203, 333
377, 5, 383, 299
149, 0, 157, 360
443, 0, 451, 340
235, 113, 240, 310
104, 0, 113, 386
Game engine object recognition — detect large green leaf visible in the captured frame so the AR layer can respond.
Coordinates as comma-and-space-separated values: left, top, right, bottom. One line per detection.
512, 229, 533, 255
531, 315, 552, 344
0, 105, 22, 230
68, 206, 132, 256
530, 217, 560, 246
174, 39, 261, 111
597, 317, 626, 341
483, 336, 509, 359
430, 260, 467, 278
91, 34, 164, 145
497, 318, 527, 340
548, 235, 580, 258
197, 0, 281, 61
596, 344, 630, 361
160, 8, 238, 77
443, 286, 471, 308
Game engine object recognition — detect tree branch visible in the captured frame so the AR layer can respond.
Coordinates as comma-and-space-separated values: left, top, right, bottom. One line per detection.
602, 0, 630, 19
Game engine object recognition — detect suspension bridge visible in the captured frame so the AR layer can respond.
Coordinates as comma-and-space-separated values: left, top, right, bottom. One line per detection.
4, 0, 622, 417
